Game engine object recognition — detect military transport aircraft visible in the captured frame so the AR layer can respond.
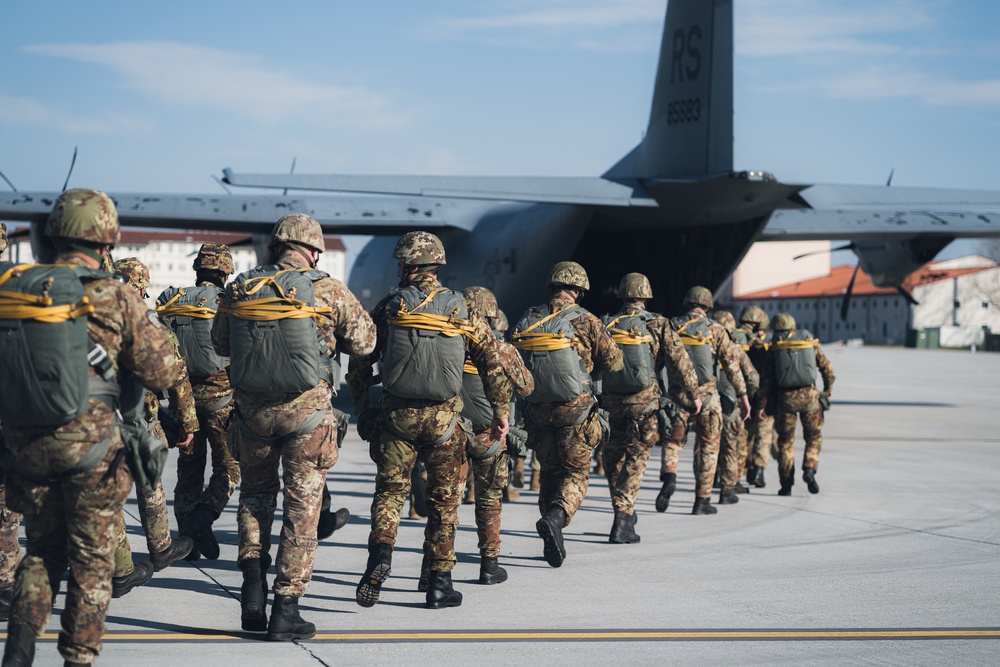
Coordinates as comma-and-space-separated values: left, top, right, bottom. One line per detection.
2, 0, 999, 318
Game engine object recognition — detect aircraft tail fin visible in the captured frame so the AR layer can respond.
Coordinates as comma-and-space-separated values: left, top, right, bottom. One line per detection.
604, 0, 733, 180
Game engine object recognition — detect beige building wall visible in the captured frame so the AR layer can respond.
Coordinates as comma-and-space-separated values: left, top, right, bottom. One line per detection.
732, 241, 831, 297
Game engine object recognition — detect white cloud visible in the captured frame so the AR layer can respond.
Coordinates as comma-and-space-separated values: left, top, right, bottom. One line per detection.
0, 94, 151, 134
23, 41, 408, 130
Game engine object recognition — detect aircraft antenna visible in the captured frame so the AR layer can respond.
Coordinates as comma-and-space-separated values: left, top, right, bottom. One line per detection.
0, 169, 17, 193
793, 243, 854, 261
61, 147, 78, 192
886, 168, 894, 187
839, 262, 861, 321
283, 157, 297, 196
212, 174, 233, 195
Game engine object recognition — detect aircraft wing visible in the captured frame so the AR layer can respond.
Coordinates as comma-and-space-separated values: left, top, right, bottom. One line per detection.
0, 191, 481, 235
762, 184, 1000, 241
221, 170, 658, 207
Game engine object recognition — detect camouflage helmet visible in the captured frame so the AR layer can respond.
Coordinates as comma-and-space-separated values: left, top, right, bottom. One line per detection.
616, 272, 653, 300
0, 222, 7, 254
193, 242, 235, 274
462, 286, 498, 319
493, 308, 509, 335
269, 213, 324, 253
547, 261, 590, 291
45, 188, 120, 246
739, 305, 770, 330
393, 231, 446, 266
771, 312, 796, 332
712, 310, 736, 333
683, 285, 714, 310
113, 257, 150, 290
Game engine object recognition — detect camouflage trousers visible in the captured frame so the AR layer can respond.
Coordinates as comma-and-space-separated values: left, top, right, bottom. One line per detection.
0, 484, 23, 587
369, 408, 466, 573
718, 408, 747, 491
6, 444, 131, 664
175, 401, 239, 532
661, 393, 723, 498
775, 387, 824, 484
233, 406, 336, 597
528, 410, 602, 525
749, 413, 775, 470
465, 431, 509, 558
604, 410, 658, 516
113, 478, 172, 576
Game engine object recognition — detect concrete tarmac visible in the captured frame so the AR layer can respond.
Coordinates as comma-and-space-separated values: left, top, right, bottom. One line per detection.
9, 347, 1000, 665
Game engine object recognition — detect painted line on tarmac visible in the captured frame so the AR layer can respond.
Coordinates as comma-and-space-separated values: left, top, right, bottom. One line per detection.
8, 628, 1000, 643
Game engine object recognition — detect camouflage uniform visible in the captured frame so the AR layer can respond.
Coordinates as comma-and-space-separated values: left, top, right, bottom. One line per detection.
0, 222, 6, 257
600, 301, 699, 520
660, 302, 747, 505
2, 189, 177, 665
213, 231, 376, 601
347, 275, 511, 574
0, 458, 22, 619
758, 321, 835, 491
714, 312, 760, 497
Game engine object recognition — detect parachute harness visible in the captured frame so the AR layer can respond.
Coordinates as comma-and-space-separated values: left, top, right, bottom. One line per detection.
0, 264, 94, 322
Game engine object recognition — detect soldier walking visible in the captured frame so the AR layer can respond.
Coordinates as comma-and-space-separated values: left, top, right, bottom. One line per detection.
0, 189, 177, 665
599, 273, 700, 543
212, 214, 376, 639
347, 232, 510, 610
736, 306, 773, 488
512, 261, 623, 567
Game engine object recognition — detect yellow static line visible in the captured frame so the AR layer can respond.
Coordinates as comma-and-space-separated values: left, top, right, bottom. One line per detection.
6, 629, 1000, 642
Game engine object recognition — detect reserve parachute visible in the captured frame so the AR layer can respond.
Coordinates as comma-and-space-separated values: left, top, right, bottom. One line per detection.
512, 305, 591, 403
157, 285, 228, 377
772, 329, 819, 388
382, 286, 472, 401
601, 310, 655, 394
222, 266, 333, 393
673, 316, 715, 385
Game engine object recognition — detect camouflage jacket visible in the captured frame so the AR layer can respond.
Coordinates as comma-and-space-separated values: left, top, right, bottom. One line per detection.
522, 293, 624, 425
212, 250, 376, 412
670, 308, 747, 401
757, 336, 835, 413
346, 273, 513, 419
730, 333, 760, 399
4, 254, 177, 476
143, 327, 198, 434
600, 302, 700, 418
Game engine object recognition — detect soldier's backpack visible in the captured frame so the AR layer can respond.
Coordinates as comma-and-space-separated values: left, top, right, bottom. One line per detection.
512, 304, 591, 403
222, 266, 334, 393
0, 263, 112, 426
672, 315, 715, 385
772, 329, 819, 389
157, 284, 228, 377
601, 310, 656, 394
381, 285, 471, 401
460, 357, 494, 433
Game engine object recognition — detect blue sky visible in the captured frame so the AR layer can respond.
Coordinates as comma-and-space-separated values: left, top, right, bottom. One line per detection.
2, 0, 998, 262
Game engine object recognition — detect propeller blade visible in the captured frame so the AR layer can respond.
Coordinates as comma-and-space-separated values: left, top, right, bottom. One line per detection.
0, 168, 17, 192
61, 147, 78, 192
840, 262, 861, 321
283, 156, 297, 196
896, 285, 918, 305
886, 167, 894, 187
793, 243, 854, 261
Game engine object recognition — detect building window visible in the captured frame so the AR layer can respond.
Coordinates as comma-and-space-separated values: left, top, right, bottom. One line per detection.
984, 301, 989, 309
883, 322, 888, 336
835, 322, 840, 331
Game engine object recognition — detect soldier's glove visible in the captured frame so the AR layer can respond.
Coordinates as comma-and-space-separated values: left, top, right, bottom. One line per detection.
506, 425, 529, 459
120, 421, 168, 494
357, 407, 383, 444
331, 406, 350, 447
819, 391, 831, 412
158, 410, 182, 449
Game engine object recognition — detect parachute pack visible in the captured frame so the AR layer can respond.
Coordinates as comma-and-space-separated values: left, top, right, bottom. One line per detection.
673, 316, 715, 385
601, 310, 656, 394
157, 284, 228, 377
222, 266, 333, 393
772, 330, 819, 389
0, 262, 114, 426
382, 286, 472, 401
512, 304, 591, 403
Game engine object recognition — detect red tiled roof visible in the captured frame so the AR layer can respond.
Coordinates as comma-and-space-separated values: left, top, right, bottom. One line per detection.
738, 263, 991, 299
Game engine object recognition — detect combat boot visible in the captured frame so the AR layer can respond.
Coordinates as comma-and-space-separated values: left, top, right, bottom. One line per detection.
529, 469, 541, 491
655, 473, 676, 513
267, 595, 315, 641
778, 477, 793, 496
425, 570, 463, 609
317, 507, 350, 540
803, 468, 820, 494
535, 506, 567, 567
719, 488, 740, 505
733, 482, 750, 494
479, 556, 508, 585
753, 467, 766, 488
609, 511, 640, 544
0, 585, 13, 623
112, 560, 154, 598
356, 543, 392, 607
417, 553, 430, 592
150, 535, 194, 572
692, 497, 718, 515
188, 503, 220, 561
240, 559, 268, 632
503, 485, 520, 502
2, 622, 35, 667
512, 458, 525, 488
